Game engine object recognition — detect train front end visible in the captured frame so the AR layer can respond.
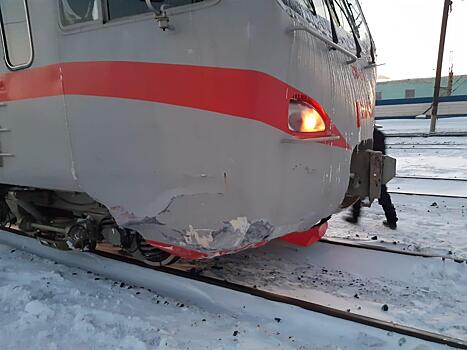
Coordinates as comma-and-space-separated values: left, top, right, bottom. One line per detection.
57, 0, 383, 260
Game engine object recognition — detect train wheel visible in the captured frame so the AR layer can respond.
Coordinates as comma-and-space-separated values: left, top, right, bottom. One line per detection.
124, 231, 179, 266
136, 239, 180, 266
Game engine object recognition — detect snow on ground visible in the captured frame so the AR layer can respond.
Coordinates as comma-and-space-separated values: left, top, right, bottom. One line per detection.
330, 194, 467, 258
1, 241, 449, 350
380, 117, 467, 179
197, 240, 467, 341
0, 244, 305, 350
387, 136, 467, 179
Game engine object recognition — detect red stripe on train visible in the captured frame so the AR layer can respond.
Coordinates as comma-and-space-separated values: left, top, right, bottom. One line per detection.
0, 61, 350, 149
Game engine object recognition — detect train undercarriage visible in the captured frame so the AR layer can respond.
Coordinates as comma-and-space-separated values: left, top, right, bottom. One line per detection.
0, 187, 179, 266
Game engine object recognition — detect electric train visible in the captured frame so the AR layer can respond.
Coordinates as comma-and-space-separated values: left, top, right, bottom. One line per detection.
0, 0, 394, 265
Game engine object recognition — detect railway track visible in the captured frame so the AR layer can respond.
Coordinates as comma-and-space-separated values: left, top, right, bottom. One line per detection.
0, 227, 466, 349
389, 176, 467, 198
320, 237, 466, 263
386, 131, 467, 138
395, 176, 467, 182
388, 146, 467, 150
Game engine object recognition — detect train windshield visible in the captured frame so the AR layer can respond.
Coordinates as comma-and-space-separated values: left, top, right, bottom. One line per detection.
281, 0, 374, 60
59, 0, 100, 26
60, 0, 206, 26
107, 0, 205, 20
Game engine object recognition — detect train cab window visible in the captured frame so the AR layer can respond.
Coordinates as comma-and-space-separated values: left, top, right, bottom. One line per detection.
59, 0, 100, 26
313, 0, 333, 39
345, 0, 375, 59
314, 0, 329, 19
0, 0, 33, 69
405, 89, 416, 99
107, 0, 205, 20
329, 0, 359, 54
282, 0, 333, 39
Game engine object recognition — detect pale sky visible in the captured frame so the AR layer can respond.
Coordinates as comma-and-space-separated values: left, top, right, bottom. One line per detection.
360, 0, 467, 81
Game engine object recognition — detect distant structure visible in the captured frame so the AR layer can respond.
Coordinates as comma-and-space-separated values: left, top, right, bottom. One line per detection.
375, 73, 467, 119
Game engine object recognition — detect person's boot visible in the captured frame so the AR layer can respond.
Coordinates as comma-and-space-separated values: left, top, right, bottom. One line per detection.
383, 220, 397, 230
345, 216, 359, 224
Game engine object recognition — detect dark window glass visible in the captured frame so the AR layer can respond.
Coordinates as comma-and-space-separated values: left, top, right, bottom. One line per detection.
282, 0, 333, 39
314, 0, 330, 19
0, 0, 33, 69
107, 0, 149, 19
331, 0, 356, 47
59, 0, 100, 26
376, 91, 382, 100
107, 0, 205, 20
405, 89, 416, 99
345, 0, 374, 57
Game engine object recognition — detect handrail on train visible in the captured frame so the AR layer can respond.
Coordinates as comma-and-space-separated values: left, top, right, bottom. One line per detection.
287, 25, 358, 64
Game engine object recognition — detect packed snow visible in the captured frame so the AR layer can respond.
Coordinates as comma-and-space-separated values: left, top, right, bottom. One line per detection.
0, 241, 448, 350
197, 239, 467, 341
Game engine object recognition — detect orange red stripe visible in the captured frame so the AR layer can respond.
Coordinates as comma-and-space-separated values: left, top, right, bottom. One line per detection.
0, 61, 350, 149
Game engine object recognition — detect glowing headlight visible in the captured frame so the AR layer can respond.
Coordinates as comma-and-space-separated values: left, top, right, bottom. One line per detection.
288, 101, 326, 133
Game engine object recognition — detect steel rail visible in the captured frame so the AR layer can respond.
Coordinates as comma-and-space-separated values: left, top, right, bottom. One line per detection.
394, 175, 467, 182
388, 191, 467, 199
389, 176, 467, 198
0, 227, 466, 349
388, 146, 467, 150
319, 238, 466, 263
387, 143, 467, 146
386, 132, 467, 138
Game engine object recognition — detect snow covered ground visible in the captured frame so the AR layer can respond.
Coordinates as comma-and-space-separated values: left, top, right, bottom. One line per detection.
1, 240, 449, 350
387, 136, 467, 179
197, 240, 467, 341
330, 194, 467, 259
383, 117, 467, 179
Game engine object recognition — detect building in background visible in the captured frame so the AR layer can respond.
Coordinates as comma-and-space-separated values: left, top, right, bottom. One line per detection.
375, 74, 467, 119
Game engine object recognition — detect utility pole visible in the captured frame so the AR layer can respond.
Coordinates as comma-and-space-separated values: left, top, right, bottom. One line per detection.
430, 0, 453, 133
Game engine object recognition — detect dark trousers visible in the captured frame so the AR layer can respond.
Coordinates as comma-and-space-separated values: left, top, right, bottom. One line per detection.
351, 185, 398, 224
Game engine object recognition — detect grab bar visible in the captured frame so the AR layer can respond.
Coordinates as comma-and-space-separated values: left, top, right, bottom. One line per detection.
287, 25, 358, 64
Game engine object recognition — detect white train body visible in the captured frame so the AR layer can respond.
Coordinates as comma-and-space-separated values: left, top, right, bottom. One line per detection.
0, 0, 378, 260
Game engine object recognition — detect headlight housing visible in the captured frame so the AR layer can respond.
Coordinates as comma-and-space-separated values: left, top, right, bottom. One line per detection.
288, 100, 326, 133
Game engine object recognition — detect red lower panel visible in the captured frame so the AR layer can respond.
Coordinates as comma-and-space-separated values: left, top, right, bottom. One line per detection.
146, 223, 328, 260
146, 240, 209, 260
279, 222, 328, 247
146, 239, 268, 260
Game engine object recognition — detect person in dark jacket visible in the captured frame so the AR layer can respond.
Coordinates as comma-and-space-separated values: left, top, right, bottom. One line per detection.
345, 127, 398, 229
